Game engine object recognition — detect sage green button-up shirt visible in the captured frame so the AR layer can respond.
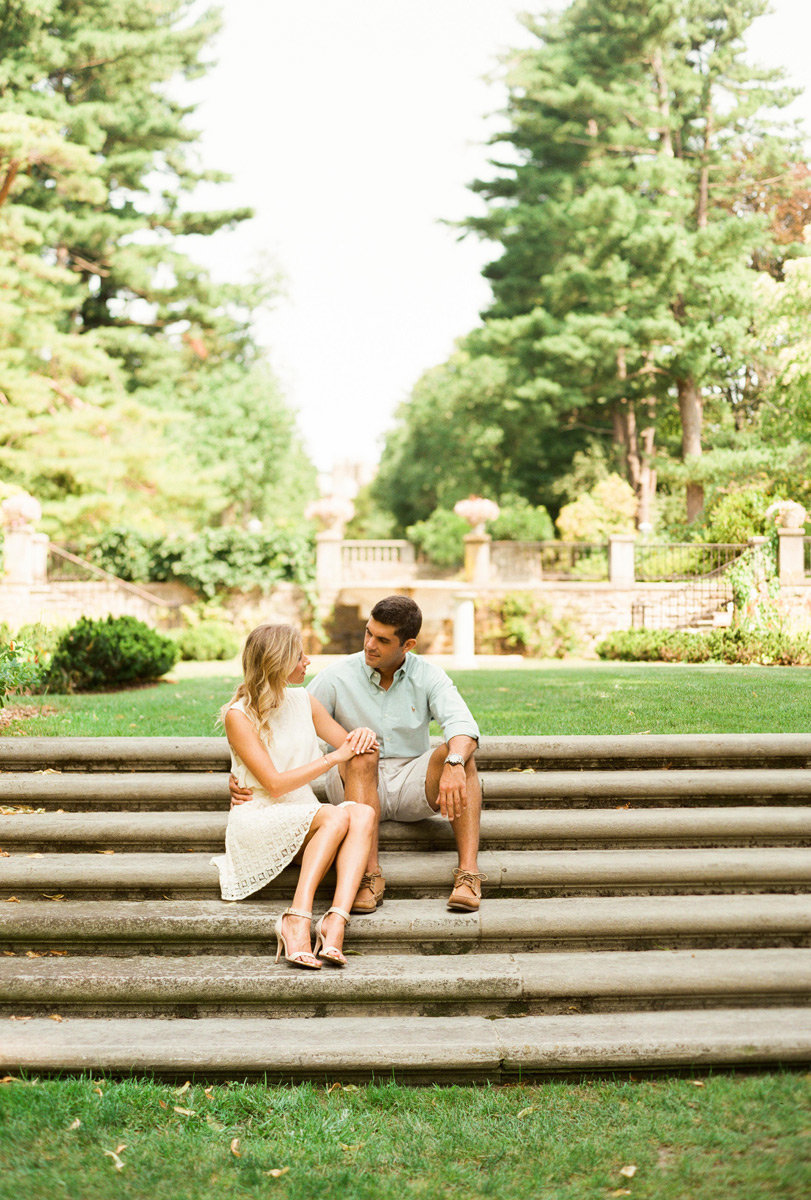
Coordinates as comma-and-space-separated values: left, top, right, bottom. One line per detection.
306, 651, 479, 759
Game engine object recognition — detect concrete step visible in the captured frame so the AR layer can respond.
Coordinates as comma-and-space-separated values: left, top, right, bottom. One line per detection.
4, 895, 808, 955
3, 847, 810, 899
3, 1007, 809, 1080
2, 948, 809, 1018
5, 768, 811, 811
3, 807, 810, 852
3, 733, 810, 773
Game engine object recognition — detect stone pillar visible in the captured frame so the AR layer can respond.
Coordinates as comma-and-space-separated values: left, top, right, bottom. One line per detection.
1, 493, 44, 584
609, 533, 636, 587
463, 532, 491, 586
315, 530, 344, 601
777, 527, 806, 585
32, 533, 49, 584
453, 592, 476, 668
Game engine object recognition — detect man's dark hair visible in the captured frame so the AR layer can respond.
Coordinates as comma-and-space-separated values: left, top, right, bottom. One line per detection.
370, 595, 422, 644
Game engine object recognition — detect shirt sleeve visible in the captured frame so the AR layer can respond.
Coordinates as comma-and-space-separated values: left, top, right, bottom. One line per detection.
424, 665, 480, 744
305, 669, 336, 716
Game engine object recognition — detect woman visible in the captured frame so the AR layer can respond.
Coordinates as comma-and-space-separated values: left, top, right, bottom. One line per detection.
211, 624, 377, 969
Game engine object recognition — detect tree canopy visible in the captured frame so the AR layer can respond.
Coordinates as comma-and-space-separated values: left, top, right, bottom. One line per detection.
0, 0, 315, 537
372, 0, 811, 534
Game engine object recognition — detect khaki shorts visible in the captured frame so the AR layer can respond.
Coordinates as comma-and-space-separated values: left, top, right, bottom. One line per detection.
324, 750, 435, 822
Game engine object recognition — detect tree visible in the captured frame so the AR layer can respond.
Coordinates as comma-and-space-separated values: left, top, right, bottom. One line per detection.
375, 0, 807, 529
0, 1, 314, 534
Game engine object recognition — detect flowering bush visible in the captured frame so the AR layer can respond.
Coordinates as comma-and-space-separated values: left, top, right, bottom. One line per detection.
765, 500, 807, 529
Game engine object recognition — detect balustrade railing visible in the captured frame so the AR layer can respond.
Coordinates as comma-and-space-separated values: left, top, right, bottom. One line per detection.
339, 539, 415, 581
804, 537, 811, 578
634, 542, 747, 582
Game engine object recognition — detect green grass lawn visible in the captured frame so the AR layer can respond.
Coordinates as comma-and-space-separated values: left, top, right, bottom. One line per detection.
0, 1073, 808, 1200
2, 662, 809, 1197
5, 660, 810, 737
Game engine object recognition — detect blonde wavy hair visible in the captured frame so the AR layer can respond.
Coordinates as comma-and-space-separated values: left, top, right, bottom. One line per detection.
220, 623, 303, 734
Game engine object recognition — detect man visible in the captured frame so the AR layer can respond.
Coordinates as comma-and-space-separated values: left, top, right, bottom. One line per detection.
230, 595, 486, 913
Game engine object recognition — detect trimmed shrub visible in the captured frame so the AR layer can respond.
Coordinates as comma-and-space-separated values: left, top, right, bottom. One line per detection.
406, 509, 468, 567
595, 627, 811, 666
172, 620, 240, 662
46, 615, 179, 692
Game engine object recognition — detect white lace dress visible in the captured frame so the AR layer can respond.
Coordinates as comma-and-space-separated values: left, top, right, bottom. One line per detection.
211, 688, 322, 901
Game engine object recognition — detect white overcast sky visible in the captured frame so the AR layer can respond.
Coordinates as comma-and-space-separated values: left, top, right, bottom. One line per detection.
186, 0, 811, 476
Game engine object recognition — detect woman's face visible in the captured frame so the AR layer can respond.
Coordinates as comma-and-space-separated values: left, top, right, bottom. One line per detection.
286, 647, 310, 685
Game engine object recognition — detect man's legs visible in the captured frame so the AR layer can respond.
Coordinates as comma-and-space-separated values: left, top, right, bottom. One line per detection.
424, 747, 485, 910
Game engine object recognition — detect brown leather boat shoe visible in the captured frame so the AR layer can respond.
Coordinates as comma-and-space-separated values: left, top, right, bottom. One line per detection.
350, 870, 386, 914
447, 868, 488, 912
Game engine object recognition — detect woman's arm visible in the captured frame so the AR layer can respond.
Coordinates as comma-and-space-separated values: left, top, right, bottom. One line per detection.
225, 708, 355, 801
309, 694, 379, 755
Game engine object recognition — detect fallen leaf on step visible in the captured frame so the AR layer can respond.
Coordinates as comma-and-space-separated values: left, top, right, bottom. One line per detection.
103, 1149, 125, 1171
2, 951, 15, 956
9, 1016, 31, 1022
48, 1014, 64, 1022
5, 897, 20, 903
43, 894, 65, 901
516, 1107, 537, 1119
620, 1165, 637, 1178
26, 853, 43, 859
25, 951, 44, 958
49, 950, 68, 956
97, 850, 115, 855
230, 1138, 241, 1157
0, 850, 8, 857
175, 1080, 191, 1095
264, 1168, 290, 1178
68, 1118, 81, 1130
614, 804, 631, 810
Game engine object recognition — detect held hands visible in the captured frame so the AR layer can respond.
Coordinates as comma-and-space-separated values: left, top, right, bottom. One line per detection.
229, 774, 252, 808
332, 727, 380, 764
438, 762, 468, 821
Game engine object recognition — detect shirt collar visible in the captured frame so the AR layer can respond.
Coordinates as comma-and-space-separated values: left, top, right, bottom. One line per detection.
362, 652, 413, 687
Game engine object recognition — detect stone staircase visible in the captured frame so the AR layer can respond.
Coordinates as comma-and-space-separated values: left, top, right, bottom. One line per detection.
1, 734, 810, 1081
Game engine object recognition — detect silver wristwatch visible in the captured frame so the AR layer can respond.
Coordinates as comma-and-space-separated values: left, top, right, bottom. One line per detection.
445, 753, 465, 768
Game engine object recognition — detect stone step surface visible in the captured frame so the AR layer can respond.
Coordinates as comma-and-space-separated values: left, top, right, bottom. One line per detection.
3, 1008, 809, 1080
4, 847, 811, 899
3, 733, 811, 771
2, 948, 809, 1018
3, 807, 811, 851
5, 768, 811, 810
4, 895, 808, 954
4, 732, 810, 1076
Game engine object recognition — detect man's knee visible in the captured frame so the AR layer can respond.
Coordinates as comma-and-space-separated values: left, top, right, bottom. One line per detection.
344, 747, 380, 779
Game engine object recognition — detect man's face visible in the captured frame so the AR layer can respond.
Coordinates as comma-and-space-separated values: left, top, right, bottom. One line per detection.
363, 617, 414, 674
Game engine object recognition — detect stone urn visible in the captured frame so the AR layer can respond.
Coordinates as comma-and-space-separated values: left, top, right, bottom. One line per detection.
765, 500, 807, 530
453, 495, 500, 537
304, 496, 355, 538
1, 492, 42, 530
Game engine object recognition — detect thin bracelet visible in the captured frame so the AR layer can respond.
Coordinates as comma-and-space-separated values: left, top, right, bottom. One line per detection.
322, 754, 332, 771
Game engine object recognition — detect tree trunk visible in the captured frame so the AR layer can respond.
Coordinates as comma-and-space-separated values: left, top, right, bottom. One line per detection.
677, 376, 704, 521
637, 406, 657, 529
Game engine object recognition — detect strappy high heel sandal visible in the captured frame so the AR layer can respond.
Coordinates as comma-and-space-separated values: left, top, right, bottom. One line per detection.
274, 907, 321, 969
313, 906, 351, 966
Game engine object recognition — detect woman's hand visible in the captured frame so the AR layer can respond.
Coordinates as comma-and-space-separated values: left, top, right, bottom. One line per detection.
331, 729, 377, 763
346, 727, 379, 754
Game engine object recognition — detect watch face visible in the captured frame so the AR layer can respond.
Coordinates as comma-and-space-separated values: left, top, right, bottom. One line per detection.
446, 755, 464, 766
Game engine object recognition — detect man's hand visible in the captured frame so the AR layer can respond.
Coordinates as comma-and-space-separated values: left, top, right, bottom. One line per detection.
437, 762, 467, 821
229, 774, 253, 808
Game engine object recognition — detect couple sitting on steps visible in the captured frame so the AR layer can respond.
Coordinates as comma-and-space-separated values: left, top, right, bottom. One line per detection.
211, 595, 485, 970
